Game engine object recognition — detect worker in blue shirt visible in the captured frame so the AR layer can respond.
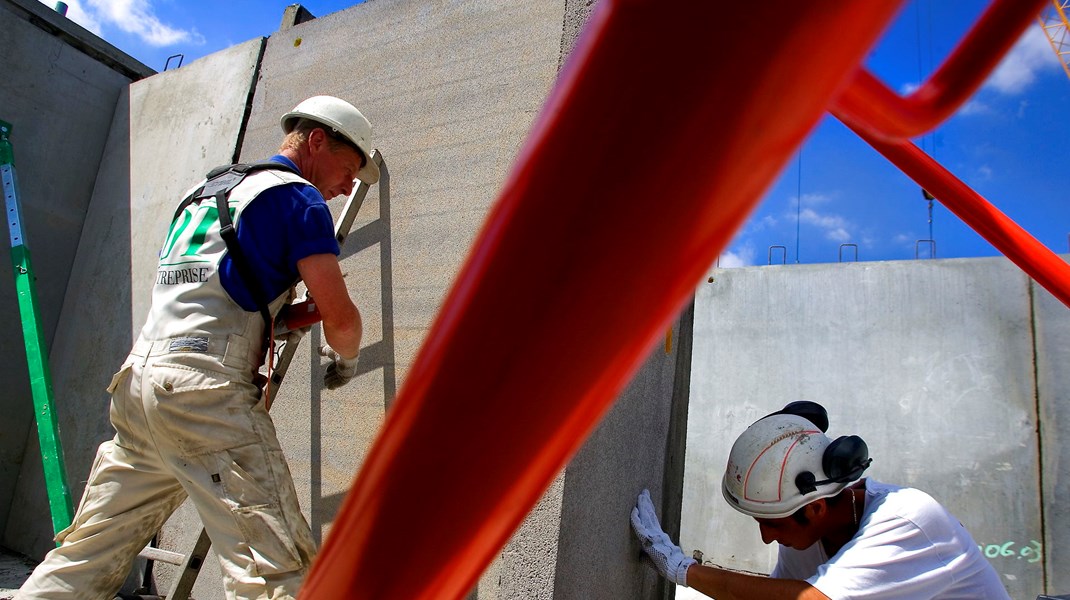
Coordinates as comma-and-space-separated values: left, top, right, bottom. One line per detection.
18, 96, 377, 600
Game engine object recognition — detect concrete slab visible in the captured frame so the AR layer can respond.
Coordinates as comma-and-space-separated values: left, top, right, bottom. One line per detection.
683, 257, 1043, 599
0, 0, 141, 552
125, 38, 267, 332
2, 88, 139, 558
7, 34, 266, 562
552, 311, 692, 600
0, 547, 36, 599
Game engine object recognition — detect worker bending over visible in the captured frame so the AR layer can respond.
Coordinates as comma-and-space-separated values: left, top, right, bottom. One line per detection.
631, 401, 1010, 599
18, 96, 377, 600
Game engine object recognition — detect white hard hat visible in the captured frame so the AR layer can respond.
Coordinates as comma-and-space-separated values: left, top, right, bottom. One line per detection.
281, 95, 379, 184
721, 412, 869, 519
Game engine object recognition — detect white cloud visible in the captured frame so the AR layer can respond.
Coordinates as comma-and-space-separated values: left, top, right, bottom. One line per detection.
797, 192, 833, 207
718, 245, 756, 268
43, 0, 102, 35
957, 98, 990, 116
983, 25, 1060, 95
799, 207, 853, 242
41, 0, 204, 47
744, 214, 779, 234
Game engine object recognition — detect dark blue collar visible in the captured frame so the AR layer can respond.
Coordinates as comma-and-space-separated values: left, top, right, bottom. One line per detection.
268, 154, 301, 176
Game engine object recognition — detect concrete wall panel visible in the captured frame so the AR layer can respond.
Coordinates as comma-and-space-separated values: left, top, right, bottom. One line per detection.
683, 257, 1046, 600
124, 39, 267, 330
0, 0, 144, 551
117, 38, 268, 594
7, 30, 263, 571
552, 310, 692, 600
1034, 264, 1069, 593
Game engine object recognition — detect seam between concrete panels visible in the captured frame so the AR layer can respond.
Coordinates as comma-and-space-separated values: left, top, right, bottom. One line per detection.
1027, 280, 1048, 594
232, 37, 269, 165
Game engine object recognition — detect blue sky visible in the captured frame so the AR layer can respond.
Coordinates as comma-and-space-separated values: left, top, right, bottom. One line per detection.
43, 0, 1069, 267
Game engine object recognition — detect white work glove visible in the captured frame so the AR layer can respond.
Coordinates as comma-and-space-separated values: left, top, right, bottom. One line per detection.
631, 489, 696, 586
318, 345, 359, 390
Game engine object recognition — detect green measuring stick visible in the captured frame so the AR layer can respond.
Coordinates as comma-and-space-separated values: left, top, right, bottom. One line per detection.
1, 120, 74, 537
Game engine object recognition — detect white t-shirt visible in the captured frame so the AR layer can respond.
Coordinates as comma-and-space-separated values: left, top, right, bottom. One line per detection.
770, 479, 1010, 599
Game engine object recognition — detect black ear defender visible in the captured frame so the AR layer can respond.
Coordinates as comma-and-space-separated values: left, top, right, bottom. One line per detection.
795, 434, 873, 495
770, 401, 829, 432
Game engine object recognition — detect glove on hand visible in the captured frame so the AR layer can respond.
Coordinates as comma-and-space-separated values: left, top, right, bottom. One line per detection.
319, 345, 359, 390
631, 489, 696, 586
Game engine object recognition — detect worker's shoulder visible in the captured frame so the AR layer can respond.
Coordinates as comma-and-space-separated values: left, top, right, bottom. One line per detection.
869, 479, 939, 506
866, 480, 962, 532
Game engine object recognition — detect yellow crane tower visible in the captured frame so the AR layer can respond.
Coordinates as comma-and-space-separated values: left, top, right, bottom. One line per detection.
1039, 0, 1070, 80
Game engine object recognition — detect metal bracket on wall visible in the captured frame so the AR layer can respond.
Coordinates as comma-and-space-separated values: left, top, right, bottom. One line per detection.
768, 245, 787, 265
839, 243, 858, 263
915, 239, 936, 259
164, 54, 184, 71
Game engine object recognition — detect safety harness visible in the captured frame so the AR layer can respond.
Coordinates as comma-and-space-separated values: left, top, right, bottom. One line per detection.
170, 161, 305, 400
172, 161, 300, 328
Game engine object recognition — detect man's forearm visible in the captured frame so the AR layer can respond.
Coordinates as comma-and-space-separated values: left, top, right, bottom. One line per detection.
322, 308, 362, 359
684, 564, 829, 600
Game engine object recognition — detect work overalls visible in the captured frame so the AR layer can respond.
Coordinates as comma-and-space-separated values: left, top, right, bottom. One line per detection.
18, 169, 318, 600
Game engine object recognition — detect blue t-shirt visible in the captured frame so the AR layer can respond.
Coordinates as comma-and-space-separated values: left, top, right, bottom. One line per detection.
219, 155, 340, 311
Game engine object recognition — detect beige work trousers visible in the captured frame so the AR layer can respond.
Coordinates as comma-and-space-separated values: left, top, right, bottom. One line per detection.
17, 336, 316, 600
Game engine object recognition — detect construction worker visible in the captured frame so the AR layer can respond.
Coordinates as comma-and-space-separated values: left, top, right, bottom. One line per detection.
17, 95, 377, 600
631, 402, 1010, 599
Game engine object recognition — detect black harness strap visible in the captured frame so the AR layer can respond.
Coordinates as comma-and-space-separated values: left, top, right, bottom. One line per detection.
213, 188, 272, 326
172, 161, 302, 327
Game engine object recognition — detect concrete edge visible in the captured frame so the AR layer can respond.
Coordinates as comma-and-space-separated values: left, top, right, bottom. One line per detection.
4, 0, 155, 80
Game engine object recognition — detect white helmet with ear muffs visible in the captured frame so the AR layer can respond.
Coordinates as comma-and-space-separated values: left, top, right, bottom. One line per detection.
721, 404, 871, 519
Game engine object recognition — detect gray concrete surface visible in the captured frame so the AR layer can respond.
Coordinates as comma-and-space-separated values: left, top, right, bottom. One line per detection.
551, 307, 693, 600
683, 256, 1062, 600
0, 0, 150, 551
1034, 264, 1069, 594
0, 547, 36, 599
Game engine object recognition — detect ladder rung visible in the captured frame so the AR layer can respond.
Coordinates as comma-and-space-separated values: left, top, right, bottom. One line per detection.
137, 545, 186, 565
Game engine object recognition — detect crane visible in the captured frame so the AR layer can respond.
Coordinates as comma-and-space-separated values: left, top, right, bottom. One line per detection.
1038, 0, 1070, 80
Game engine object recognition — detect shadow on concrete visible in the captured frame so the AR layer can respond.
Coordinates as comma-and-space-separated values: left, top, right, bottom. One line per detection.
310, 160, 396, 544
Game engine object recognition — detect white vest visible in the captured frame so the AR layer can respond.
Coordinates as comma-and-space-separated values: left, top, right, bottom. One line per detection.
139, 169, 314, 348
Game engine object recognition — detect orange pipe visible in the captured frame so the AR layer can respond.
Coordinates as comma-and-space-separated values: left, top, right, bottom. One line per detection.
832, 0, 1049, 140
301, 0, 905, 598
839, 117, 1070, 308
